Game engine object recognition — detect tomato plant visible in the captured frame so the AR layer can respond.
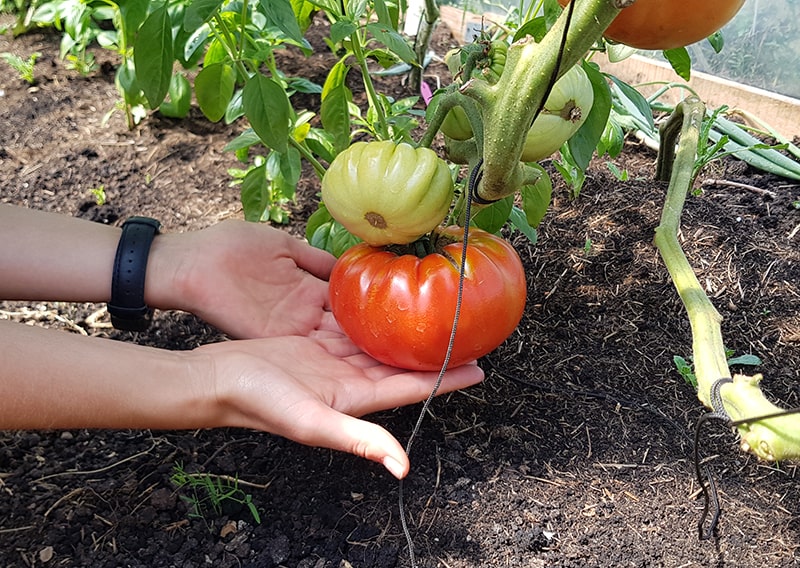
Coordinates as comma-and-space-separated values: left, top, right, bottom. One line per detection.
559, 0, 746, 50
321, 141, 454, 246
329, 226, 527, 371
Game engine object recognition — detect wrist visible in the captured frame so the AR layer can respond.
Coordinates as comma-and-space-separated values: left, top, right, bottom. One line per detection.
143, 232, 192, 312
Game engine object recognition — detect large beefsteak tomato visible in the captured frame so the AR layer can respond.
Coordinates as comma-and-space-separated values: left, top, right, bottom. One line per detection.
329, 226, 527, 371
559, 0, 746, 50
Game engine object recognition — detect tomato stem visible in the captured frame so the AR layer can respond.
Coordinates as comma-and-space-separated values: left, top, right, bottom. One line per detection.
464, 0, 621, 203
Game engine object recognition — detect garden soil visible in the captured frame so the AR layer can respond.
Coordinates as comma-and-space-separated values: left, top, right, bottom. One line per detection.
2, 13, 800, 568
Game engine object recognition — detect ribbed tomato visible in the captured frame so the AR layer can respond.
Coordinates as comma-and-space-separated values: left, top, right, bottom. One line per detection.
329, 226, 527, 371
559, 0, 746, 50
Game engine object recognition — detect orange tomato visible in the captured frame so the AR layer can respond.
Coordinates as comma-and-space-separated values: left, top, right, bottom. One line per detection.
558, 0, 746, 50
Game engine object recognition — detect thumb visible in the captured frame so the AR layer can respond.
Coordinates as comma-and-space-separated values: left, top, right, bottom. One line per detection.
292, 406, 411, 479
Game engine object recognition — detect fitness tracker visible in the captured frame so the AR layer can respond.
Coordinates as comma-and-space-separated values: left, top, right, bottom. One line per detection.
108, 216, 161, 331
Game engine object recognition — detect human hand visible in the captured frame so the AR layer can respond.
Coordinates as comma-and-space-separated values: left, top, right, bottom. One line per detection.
149, 220, 337, 339
194, 334, 485, 478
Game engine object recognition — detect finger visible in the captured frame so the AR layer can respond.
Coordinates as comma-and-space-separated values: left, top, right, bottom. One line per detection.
290, 405, 410, 479
318, 310, 340, 332
288, 237, 337, 280
349, 363, 485, 416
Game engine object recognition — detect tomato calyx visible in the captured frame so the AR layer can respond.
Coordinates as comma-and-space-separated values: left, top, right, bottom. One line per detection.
382, 230, 463, 260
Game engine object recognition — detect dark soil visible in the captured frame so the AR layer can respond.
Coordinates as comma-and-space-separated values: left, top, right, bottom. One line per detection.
2, 13, 800, 568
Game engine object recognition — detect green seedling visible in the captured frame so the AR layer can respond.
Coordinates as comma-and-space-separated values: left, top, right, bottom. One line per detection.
170, 462, 261, 526
89, 185, 106, 206
1, 51, 40, 84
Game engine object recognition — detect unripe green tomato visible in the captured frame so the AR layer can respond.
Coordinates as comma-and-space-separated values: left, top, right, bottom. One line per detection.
440, 105, 473, 141
321, 141, 454, 246
520, 64, 594, 163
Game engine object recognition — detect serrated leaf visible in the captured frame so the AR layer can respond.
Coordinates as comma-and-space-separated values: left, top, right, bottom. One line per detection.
133, 4, 173, 108
195, 62, 236, 122
243, 73, 291, 153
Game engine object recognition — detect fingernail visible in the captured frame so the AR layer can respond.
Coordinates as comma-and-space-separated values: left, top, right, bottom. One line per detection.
382, 455, 406, 479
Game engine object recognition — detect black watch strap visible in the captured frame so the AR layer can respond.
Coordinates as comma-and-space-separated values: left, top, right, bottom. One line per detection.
109, 216, 161, 331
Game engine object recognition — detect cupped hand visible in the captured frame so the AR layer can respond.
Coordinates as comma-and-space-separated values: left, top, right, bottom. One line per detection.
151, 220, 337, 339
194, 334, 485, 478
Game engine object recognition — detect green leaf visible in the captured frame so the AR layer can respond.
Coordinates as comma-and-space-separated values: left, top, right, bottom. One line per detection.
508, 206, 538, 244
471, 196, 513, 235
321, 59, 352, 156
330, 20, 358, 44
307, 205, 362, 256
184, 0, 223, 31
512, 16, 547, 43
291, 0, 317, 33
240, 163, 269, 223
195, 62, 236, 122
118, 0, 149, 46
243, 73, 291, 153
706, 31, 725, 53
607, 74, 655, 132
520, 165, 552, 228
133, 4, 173, 109
159, 73, 191, 118
365, 22, 416, 64
260, 0, 305, 45
663, 47, 691, 81
345, 0, 367, 19
372, 0, 397, 29
727, 354, 762, 367
597, 117, 625, 158
567, 60, 612, 171
184, 24, 211, 63
223, 128, 261, 153
224, 88, 245, 123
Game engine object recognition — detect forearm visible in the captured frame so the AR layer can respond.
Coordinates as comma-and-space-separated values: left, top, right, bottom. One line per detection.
0, 319, 217, 430
0, 204, 183, 310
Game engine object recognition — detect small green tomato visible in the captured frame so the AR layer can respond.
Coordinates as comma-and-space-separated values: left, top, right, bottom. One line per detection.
520, 64, 594, 163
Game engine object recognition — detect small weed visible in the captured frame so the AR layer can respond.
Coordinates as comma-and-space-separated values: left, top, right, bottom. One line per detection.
673, 350, 762, 389
1, 51, 41, 84
673, 355, 697, 388
583, 237, 593, 255
89, 185, 107, 206
170, 462, 261, 526
605, 161, 629, 181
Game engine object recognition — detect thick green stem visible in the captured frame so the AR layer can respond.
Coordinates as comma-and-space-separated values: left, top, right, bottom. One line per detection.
653, 97, 800, 462
351, 30, 390, 140
408, 0, 439, 93
466, 0, 624, 202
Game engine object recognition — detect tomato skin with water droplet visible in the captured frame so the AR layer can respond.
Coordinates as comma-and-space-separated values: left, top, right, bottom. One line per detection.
559, 0, 746, 50
329, 227, 527, 371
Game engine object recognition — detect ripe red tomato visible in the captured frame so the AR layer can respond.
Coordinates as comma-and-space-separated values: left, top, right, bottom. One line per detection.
559, 0, 746, 50
329, 226, 527, 371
